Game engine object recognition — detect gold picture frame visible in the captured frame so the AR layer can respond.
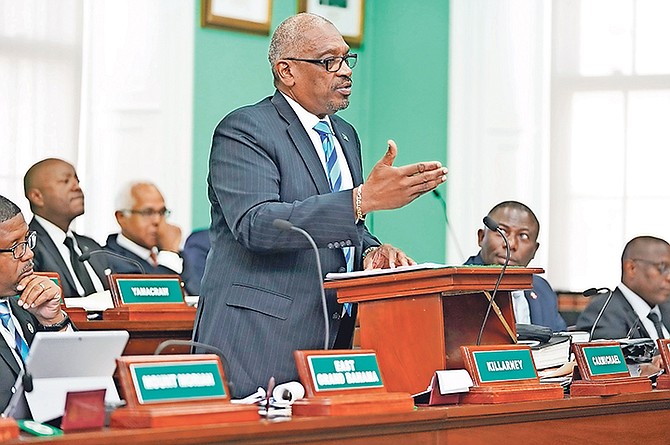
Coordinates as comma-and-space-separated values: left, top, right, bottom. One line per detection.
298, 0, 365, 47
201, 0, 273, 35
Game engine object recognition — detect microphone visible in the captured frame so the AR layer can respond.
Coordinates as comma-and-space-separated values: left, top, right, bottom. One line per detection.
272, 218, 330, 350
476, 216, 511, 345
79, 249, 146, 274
154, 339, 235, 397
582, 287, 614, 341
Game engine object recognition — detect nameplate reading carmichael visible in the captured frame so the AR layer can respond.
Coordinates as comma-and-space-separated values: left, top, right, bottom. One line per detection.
582, 344, 628, 376
130, 360, 226, 404
308, 353, 384, 392
472, 349, 538, 383
115, 277, 184, 304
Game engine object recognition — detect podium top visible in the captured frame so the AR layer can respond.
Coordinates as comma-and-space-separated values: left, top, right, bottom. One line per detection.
325, 266, 543, 303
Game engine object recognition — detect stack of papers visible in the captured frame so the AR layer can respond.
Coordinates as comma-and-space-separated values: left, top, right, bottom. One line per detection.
325, 262, 447, 280
528, 334, 571, 370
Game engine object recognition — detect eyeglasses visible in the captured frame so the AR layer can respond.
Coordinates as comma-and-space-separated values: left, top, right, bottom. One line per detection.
123, 208, 171, 218
284, 53, 358, 72
0, 231, 37, 260
631, 258, 670, 275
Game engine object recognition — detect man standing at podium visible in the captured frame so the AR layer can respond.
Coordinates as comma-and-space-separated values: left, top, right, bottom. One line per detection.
465, 201, 566, 332
193, 13, 448, 397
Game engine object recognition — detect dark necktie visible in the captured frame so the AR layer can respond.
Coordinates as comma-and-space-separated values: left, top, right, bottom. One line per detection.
647, 311, 665, 339
63, 236, 96, 296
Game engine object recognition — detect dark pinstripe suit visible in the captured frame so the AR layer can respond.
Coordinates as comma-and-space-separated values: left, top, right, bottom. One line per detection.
193, 91, 380, 397
0, 297, 38, 412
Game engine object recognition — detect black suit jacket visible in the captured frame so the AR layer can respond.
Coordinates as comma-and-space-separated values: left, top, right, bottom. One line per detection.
104, 234, 180, 275
575, 287, 670, 339
0, 298, 38, 412
193, 91, 380, 397
29, 219, 109, 297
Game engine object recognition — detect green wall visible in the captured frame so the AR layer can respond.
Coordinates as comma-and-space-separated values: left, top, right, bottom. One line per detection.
193, 1, 449, 263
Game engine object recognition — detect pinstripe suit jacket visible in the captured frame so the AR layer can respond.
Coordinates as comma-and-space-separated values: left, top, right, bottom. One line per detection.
193, 91, 380, 397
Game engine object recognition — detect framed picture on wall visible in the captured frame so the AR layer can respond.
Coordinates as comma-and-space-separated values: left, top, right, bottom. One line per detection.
298, 0, 365, 47
201, 0, 273, 35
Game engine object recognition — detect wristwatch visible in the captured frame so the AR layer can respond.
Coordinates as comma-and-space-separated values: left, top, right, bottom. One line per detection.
38, 312, 71, 332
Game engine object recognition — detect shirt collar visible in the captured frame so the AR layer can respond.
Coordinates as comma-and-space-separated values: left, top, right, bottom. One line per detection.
34, 215, 72, 244
619, 282, 660, 318
116, 233, 153, 261
280, 91, 332, 135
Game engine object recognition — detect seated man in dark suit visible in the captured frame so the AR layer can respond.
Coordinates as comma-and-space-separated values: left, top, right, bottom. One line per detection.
24, 158, 109, 297
105, 182, 184, 276
0, 195, 73, 413
181, 229, 210, 296
576, 236, 670, 340
464, 201, 567, 332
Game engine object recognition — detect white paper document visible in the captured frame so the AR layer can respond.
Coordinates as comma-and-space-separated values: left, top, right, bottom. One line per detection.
325, 262, 447, 280
63, 290, 114, 311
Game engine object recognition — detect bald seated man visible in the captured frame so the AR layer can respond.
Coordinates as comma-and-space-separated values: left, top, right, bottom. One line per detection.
24, 158, 109, 297
577, 236, 670, 340
0, 195, 73, 413
105, 182, 184, 276
464, 201, 566, 332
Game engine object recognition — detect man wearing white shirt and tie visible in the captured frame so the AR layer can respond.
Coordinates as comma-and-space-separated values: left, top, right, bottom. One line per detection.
577, 236, 670, 341
0, 195, 72, 412
105, 182, 184, 276
24, 158, 109, 297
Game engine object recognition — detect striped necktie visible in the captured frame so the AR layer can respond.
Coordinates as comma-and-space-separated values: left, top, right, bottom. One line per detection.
0, 300, 30, 362
313, 121, 354, 316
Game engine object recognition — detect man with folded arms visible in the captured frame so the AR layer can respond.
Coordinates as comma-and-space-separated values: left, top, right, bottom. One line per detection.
0, 195, 72, 412
24, 158, 109, 297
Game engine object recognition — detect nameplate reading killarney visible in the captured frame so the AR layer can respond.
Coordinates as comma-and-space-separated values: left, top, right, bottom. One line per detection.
472, 349, 537, 383
460, 344, 563, 404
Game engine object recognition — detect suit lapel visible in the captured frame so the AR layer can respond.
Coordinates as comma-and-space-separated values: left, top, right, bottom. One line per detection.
0, 299, 36, 376
272, 92, 336, 195
30, 219, 77, 293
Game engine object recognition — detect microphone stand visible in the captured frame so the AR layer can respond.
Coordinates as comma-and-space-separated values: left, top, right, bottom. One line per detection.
476, 216, 510, 345
79, 249, 146, 274
273, 219, 330, 350
583, 287, 614, 342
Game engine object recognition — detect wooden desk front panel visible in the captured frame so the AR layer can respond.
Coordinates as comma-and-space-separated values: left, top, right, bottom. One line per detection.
76, 319, 193, 355
10, 391, 670, 444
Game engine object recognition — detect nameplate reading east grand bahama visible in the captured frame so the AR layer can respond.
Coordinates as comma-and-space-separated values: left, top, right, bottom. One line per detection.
130, 360, 226, 404
308, 353, 384, 392
583, 344, 628, 376
116, 277, 183, 304
473, 349, 538, 383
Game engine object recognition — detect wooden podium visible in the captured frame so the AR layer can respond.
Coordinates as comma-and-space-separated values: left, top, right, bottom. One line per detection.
325, 266, 539, 395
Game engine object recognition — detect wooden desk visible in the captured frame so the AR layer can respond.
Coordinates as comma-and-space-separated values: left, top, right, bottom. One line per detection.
10, 390, 670, 444
75, 319, 194, 355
